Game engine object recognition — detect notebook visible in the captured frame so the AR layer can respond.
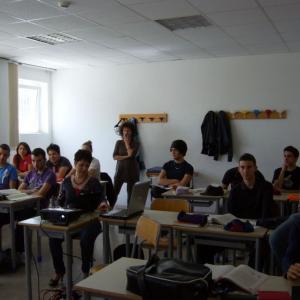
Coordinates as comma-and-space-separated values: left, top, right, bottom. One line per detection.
102, 181, 150, 219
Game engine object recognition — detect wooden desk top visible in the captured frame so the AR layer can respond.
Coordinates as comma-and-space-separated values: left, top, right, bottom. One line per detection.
0, 194, 40, 207
173, 223, 268, 239
19, 212, 98, 232
99, 209, 178, 228
75, 257, 295, 300
162, 188, 228, 200
75, 257, 144, 300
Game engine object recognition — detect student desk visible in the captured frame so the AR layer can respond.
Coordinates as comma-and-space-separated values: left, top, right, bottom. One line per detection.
100, 210, 179, 264
173, 223, 268, 271
19, 213, 98, 300
0, 194, 40, 271
162, 188, 228, 213
273, 191, 300, 216
75, 257, 295, 300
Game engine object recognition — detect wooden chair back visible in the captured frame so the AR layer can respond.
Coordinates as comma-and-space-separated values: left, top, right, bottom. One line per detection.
151, 198, 190, 212
132, 215, 161, 257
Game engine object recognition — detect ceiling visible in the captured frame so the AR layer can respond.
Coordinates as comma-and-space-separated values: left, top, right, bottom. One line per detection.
0, 0, 300, 69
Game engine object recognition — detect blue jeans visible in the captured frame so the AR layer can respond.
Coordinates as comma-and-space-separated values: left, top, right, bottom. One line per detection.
269, 213, 300, 270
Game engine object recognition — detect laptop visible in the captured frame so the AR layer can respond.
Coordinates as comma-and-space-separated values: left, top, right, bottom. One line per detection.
102, 181, 150, 219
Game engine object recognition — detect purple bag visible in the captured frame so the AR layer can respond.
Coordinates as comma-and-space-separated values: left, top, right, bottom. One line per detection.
177, 211, 208, 226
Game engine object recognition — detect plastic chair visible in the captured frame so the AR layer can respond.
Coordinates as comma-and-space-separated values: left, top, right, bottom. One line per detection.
131, 215, 161, 258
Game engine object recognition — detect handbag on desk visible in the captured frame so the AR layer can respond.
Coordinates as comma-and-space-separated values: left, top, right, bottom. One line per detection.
126, 255, 212, 300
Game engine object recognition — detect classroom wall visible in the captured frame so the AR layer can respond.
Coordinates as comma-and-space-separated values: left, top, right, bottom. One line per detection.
18, 66, 53, 149
52, 52, 300, 205
0, 60, 9, 143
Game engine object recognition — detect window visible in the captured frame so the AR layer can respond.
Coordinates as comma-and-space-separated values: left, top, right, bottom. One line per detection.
18, 79, 49, 134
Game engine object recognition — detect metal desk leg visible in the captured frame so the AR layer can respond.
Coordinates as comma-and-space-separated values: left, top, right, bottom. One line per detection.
102, 221, 111, 264
10, 207, 16, 271
36, 201, 42, 262
177, 231, 182, 260
65, 232, 73, 300
215, 198, 220, 214
168, 228, 174, 258
82, 291, 91, 300
125, 233, 130, 257
24, 226, 33, 300
255, 238, 261, 271
280, 202, 284, 217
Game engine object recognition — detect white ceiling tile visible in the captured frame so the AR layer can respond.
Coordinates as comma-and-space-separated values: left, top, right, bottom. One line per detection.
274, 19, 300, 32
77, 2, 146, 26
264, 3, 300, 20
176, 26, 238, 48
0, 37, 45, 48
117, 0, 166, 4
128, 0, 198, 20
64, 26, 125, 44
0, 22, 52, 37
258, 0, 300, 7
281, 31, 300, 42
189, 0, 258, 14
0, 0, 65, 21
223, 23, 275, 38
208, 46, 249, 57
0, 11, 23, 24
208, 9, 268, 26
0, 30, 13, 40
164, 46, 212, 59
32, 15, 98, 32
286, 41, 300, 51
245, 42, 287, 53
92, 36, 149, 50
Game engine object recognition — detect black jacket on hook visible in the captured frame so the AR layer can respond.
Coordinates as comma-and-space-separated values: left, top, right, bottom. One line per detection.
201, 111, 233, 161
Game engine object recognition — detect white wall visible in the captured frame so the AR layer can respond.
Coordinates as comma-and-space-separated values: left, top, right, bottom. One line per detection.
18, 65, 53, 150
0, 60, 9, 143
52, 53, 300, 205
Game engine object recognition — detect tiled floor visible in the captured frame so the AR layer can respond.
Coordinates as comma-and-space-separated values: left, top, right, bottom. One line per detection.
0, 224, 89, 300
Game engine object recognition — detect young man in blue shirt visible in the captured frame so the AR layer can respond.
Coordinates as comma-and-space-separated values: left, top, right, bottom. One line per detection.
0, 144, 17, 190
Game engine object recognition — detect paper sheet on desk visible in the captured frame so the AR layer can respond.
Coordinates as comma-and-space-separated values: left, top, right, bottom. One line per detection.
6, 193, 33, 201
0, 189, 20, 195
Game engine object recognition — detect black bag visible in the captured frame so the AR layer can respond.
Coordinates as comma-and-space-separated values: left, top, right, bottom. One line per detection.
126, 255, 212, 300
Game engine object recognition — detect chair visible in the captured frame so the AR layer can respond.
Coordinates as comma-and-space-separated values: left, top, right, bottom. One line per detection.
131, 215, 161, 258
150, 198, 190, 251
151, 198, 190, 213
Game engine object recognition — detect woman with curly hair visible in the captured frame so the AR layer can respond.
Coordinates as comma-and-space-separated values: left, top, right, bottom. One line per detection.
13, 142, 33, 178
113, 121, 139, 205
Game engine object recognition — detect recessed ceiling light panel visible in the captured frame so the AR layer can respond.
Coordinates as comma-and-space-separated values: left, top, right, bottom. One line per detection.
26, 33, 81, 45
156, 15, 211, 31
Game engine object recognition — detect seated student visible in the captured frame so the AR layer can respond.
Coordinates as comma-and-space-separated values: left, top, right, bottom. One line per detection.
279, 214, 300, 280
46, 143, 72, 182
0, 144, 23, 257
272, 145, 300, 190
19, 148, 56, 208
227, 153, 274, 220
0, 143, 17, 189
48, 149, 108, 286
222, 166, 264, 190
12, 142, 33, 178
82, 140, 101, 180
158, 140, 194, 189
197, 154, 274, 265
269, 212, 300, 275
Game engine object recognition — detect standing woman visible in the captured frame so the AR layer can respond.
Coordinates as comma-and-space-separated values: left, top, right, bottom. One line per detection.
48, 149, 108, 285
13, 142, 33, 178
82, 140, 101, 180
113, 121, 139, 205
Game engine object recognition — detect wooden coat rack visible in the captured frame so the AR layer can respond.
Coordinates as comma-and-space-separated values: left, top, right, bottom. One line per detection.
119, 113, 168, 123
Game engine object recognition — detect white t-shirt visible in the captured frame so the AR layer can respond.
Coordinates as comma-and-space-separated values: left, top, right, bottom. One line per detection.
89, 157, 101, 180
